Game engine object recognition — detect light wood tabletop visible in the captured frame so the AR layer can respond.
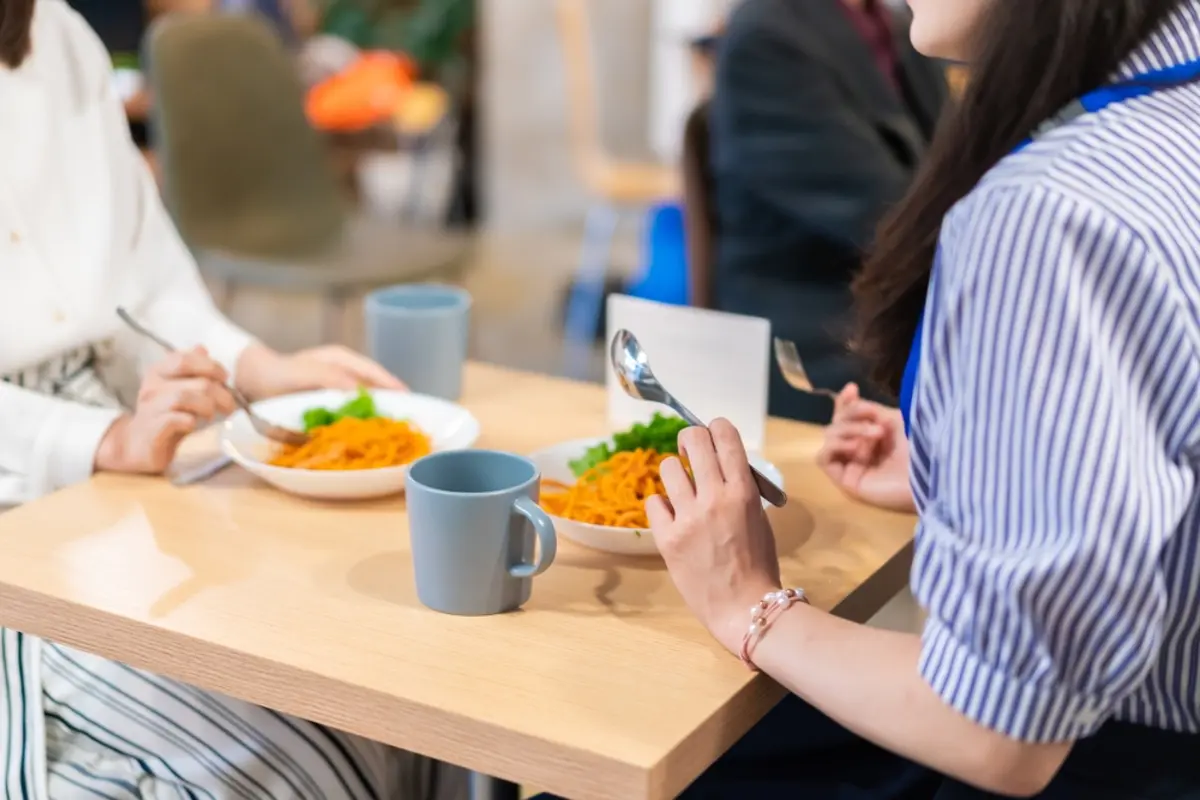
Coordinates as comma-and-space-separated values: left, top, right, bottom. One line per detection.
0, 363, 916, 800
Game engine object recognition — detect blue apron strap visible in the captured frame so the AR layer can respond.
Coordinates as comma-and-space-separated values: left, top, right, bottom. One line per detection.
899, 56, 1200, 438
899, 313, 923, 436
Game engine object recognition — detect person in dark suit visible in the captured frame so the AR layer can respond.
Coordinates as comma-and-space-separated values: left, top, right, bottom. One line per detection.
709, 0, 947, 422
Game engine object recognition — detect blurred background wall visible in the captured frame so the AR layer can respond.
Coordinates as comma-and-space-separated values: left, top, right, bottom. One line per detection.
481, 0, 655, 231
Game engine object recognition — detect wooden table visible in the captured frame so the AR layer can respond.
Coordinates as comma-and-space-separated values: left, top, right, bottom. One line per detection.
0, 364, 916, 800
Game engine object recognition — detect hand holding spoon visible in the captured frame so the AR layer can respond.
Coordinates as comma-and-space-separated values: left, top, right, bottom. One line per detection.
609, 329, 787, 507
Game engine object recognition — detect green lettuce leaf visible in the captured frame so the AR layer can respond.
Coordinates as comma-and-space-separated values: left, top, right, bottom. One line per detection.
301, 388, 380, 432
568, 413, 690, 477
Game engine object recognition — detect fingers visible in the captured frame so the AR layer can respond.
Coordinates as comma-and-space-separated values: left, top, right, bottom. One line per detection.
659, 456, 696, 503
818, 436, 869, 467
709, 418, 755, 494
840, 460, 868, 490
314, 346, 406, 390
834, 399, 888, 427
827, 421, 884, 442
124, 411, 199, 474
678, 426, 722, 490
645, 494, 674, 528
151, 412, 199, 448
819, 421, 885, 463
835, 382, 860, 414
676, 421, 756, 497
142, 377, 236, 421
151, 346, 228, 385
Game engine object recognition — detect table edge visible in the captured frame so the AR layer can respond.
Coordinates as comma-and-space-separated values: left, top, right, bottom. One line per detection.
0, 363, 913, 799
0, 585, 658, 800
0, 535, 913, 800
647, 539, 915, 798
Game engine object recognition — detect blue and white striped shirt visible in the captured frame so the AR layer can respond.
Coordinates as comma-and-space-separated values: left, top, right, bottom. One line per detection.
909, 0, 1200, 744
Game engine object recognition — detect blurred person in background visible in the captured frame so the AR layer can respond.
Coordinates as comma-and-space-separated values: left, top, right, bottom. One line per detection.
0, 1, 464, 797
710, 0, 947, 423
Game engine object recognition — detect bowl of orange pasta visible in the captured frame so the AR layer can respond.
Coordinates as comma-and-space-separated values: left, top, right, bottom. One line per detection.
221, 389, 480, 500
530, 418, 784, 556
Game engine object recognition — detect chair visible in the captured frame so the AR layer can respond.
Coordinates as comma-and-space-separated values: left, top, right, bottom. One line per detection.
146, 13, 469, 343
555, 0, 680, 375
680, 102, 715, 309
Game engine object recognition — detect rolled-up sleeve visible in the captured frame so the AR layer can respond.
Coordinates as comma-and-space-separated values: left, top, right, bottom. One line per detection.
911, 183, 1198, 742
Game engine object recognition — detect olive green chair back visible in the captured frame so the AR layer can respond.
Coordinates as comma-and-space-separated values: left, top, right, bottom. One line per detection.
147, 13, 345, 259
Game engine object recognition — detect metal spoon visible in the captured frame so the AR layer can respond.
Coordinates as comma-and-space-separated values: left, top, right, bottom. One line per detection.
773, 338, 837, 399
116, 307, 309, 446
609, 329, 787, 508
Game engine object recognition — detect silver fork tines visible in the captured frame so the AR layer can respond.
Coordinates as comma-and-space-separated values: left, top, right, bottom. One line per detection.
773, 338, 838, 399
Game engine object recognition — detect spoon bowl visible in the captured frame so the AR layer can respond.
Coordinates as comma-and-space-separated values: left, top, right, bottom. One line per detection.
610, 329, 675, 409
609, 329, 787, 508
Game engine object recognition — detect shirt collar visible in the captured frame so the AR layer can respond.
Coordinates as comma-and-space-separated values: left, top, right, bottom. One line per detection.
1116, 0, 1200, 79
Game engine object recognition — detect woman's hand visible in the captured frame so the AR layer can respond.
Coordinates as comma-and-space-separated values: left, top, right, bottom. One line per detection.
817, 384, 915, 513
647, 420, 782, 654
234, 343, 405, 400
95, 347, 237, 474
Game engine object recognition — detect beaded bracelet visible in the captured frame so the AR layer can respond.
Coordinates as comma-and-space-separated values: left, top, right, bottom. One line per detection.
739, 588, 809, 671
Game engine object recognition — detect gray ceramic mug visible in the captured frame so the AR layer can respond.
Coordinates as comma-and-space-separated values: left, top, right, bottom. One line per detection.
405, 450, 557, 616
365, 284, 471, 400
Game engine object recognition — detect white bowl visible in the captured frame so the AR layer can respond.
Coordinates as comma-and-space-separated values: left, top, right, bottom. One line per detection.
529, 437, 785, 557
221, 389, 480, 500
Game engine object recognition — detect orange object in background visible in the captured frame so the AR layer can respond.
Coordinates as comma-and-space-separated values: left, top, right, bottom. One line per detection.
392, 83, 450, 136
306, 51, 418, 132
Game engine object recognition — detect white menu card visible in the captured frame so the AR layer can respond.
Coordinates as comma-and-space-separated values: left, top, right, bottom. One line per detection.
605, 295, 771, 452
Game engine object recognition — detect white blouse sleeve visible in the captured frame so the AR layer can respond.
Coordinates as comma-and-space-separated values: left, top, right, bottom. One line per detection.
0, 384, 122, 504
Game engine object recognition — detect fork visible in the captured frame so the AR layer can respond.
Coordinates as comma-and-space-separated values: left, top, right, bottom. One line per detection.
773, 338, 838, 399
116, 307, 309, 446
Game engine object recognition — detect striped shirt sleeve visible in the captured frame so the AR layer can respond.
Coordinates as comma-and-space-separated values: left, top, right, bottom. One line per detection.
911, 183, 1199, 742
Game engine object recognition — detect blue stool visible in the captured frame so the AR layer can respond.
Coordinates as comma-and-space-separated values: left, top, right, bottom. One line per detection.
560, 201, 688, 377
626, 201, 689, 307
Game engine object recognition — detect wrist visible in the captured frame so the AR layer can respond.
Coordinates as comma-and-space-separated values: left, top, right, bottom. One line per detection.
94, 414, 132, 473
735, 586, 808, 669
715, 581, 783, 654
747, 600, 822, 676
233, 343, 282, 400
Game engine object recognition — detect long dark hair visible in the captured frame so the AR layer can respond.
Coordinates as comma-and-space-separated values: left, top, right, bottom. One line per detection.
0, 0, 35, 68
853, 0, 1186, 394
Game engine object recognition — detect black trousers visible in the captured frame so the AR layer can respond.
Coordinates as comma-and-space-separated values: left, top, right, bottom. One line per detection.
678, 695, 1200, 799
534, 695, 1200, 799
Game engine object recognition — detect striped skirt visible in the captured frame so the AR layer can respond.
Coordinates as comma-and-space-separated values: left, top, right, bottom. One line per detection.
2, 346, 465, 799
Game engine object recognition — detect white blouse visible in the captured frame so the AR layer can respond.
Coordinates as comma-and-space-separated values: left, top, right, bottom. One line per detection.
0, 0, 254, 506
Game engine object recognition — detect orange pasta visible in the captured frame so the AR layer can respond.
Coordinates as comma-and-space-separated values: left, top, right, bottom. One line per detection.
269, 417, 431, 470
540, 449, 673, 529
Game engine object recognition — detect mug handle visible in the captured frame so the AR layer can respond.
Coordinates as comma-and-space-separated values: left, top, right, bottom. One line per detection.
509, 496, 557, 579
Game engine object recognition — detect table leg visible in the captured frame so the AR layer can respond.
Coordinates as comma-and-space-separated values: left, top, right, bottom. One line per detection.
468, 771, 520, 800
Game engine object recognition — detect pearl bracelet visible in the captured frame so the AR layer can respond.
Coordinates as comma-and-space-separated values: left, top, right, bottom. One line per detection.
739, 588, 808, 671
